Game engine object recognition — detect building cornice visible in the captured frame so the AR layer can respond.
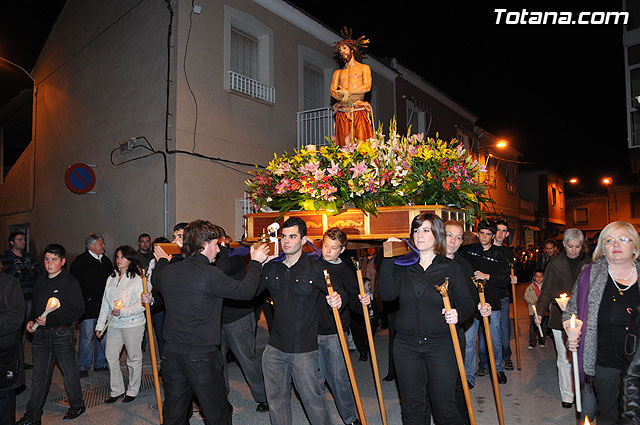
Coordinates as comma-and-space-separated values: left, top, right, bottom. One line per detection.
253, 0, 398, 82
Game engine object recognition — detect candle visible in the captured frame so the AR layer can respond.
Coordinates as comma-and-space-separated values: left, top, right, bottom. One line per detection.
31, 297, 61, 330
563, 314, 584, 413
555, 293, 570, 312
584, 417, 591, 425
99, 299, 124, 337
532, 305, 544, 337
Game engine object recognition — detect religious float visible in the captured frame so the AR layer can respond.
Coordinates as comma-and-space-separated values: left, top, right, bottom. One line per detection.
243, 30, 490, 245
244, 122, 490, 244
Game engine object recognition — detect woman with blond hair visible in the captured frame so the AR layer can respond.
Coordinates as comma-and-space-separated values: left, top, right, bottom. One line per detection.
564, 221, 640, 424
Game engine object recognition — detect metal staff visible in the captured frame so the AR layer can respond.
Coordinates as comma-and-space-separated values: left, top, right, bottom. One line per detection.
473, 278, 505, 425
510, 264, 521, 371
141, 268, 163, 424
434, 278, 476, 425
352, 258, 388, 425
323, 270, 367, 425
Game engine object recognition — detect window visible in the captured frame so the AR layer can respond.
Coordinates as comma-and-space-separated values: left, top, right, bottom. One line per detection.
551, 186, 557, 206
574, 207, 589, 224
230, 29, 258, 80
224, 6, 274, 103
406, 99, 425, 135
303, 63, 324, 111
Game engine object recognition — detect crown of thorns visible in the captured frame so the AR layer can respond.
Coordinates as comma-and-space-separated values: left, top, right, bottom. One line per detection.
334, 27, 369, 53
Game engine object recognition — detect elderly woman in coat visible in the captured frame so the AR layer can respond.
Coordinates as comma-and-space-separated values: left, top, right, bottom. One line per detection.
564, 222, 640, 424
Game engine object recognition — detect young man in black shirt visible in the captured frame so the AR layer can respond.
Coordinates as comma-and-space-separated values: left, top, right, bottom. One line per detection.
460, 221, 510, 384
17, 244, 86, 425
151, 220, 269, 425
260, 217, 342, 425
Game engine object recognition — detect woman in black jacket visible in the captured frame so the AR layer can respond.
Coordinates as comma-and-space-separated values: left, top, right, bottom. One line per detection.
380, 213, 475, 425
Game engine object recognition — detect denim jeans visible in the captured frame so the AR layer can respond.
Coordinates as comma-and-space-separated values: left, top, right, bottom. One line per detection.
262, 344, 331, 425
317, 334, 358, 424
478, 310, 504, 372
500, 296, 512, 361
464, 318, 480, 386
394, 334, 464, 425
221, 313, 266, 403
25, 326, 84, 421
162, 349, 230, 425
77, 318, 106, 371
0, 389, 16, 425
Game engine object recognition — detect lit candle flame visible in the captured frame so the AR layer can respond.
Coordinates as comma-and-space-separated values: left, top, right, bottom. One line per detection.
560, 293, 568, 299
584, 417, 591, 425
113, 299, 124, 310
570, 314, 576, 328
46, 297, 60, 310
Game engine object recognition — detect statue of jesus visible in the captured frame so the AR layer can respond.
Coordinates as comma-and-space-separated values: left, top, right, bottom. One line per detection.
330, 30, 374, 146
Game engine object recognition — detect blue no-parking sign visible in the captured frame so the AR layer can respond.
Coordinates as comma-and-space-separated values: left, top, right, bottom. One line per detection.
64, 163, 96, 194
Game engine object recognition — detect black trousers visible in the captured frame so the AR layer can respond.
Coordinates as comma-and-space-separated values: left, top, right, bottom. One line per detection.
162, 349, 231, 425
0, 389, 15, 425
394, 334, 464, 425
26, 326, 83, 421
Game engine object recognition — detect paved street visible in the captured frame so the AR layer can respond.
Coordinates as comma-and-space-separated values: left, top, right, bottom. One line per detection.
16, 284, 581, 424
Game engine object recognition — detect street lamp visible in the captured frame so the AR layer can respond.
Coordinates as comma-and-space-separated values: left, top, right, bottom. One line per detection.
602, 177, 612, 185
569, 178, 579, 184
496, 140, 508, 148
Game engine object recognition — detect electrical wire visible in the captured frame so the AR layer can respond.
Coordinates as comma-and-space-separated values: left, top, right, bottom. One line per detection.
162, 0, 264, 176
184, 0, 199, 153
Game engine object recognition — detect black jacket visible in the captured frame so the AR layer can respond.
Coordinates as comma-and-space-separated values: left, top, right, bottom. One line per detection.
152, 253, 263, 354
317, 259, 355, 335
0, 272, 25, 390
260, 253, 346, 353
379, 255, 475, 340
70, 251, 112, 320
460, 243, 510, 310
30, 271, 85, 327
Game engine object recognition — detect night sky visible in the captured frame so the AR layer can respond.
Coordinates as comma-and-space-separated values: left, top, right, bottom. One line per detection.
0, 1, 631, 191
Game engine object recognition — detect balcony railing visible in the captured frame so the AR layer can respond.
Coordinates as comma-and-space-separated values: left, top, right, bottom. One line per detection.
228, 71, 275, 103
296, 107, 334, 149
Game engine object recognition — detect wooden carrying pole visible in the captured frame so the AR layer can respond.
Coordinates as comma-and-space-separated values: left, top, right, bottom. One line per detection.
434, 278, 476, 425
473, 278, 505, 425
510, 264, 521, 371
352, 259, 388, 425
141, 270, 163, 424
323, 270, 367, 425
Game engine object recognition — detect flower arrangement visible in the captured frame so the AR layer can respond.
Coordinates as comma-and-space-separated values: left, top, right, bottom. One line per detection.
245, 120, 491, 224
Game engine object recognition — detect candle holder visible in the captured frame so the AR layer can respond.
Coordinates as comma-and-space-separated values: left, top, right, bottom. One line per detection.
98, 299, 124, 337
555, 293, 569, 312
32, 297, 61, 330
563, 314, 584, 413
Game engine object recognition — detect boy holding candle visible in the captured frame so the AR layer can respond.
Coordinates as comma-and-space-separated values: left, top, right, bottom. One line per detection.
17, 244, 86, 425
524, 269, 547, 349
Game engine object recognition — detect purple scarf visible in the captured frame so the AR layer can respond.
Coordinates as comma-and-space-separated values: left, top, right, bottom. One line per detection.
393, 239, 420, 266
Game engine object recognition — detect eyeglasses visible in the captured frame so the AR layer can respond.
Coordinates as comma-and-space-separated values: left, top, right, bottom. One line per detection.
603, 236, 632, 245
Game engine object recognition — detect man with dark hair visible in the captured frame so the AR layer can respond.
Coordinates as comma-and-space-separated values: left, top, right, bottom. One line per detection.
17, 244, 86, 424
70, 233, 112, 378
151, 220, 269, 425
493, 219, 517, 371
1, 230, 42, 369
137, 233, 153, 269
260, 217, 343, 425
172, 222, 188, 248
460, 221, 511, 384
